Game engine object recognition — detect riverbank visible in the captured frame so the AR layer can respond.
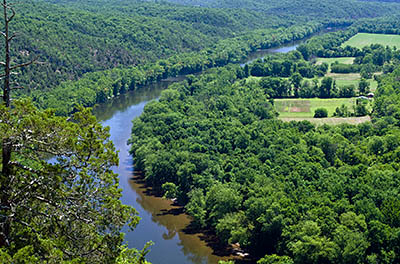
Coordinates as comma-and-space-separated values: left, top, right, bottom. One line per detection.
93, 25, 349, 264
129, 172, 253, 263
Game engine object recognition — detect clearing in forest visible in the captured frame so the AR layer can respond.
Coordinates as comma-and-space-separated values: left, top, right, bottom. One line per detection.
313, 57, 379, 91
275, 98, 356, 118
316, 57, 355, 70
342, 33, 400, 48
325, 72, 378, 91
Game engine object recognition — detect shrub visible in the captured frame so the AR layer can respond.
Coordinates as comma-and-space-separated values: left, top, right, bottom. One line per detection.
314, 108, 328, 118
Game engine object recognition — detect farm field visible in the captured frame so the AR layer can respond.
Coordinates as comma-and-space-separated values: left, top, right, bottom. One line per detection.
304, 74, 378, 92
342, 33, 400, 48
326, 72, 378, 91
316, 57, 355, 70
246, 60, 378, 92
315, 57, 378, 91
275, 98, 357, 118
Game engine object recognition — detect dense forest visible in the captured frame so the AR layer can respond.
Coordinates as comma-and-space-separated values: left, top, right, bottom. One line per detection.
5, 0, 400, 112
163, 0, 400, 18
129, 22, 400, 264
130, 66, 400, 264
3, 0, 400, 263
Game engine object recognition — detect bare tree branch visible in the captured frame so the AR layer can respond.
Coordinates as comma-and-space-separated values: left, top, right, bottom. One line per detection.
8, 32, 16, 42
11, 56, 38, 70
7, 6, 14, 23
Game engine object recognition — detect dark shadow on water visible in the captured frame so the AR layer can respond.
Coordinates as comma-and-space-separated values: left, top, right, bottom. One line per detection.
131, 173, 254, 263
182, 222, 233, 257
157, 207, 185, 216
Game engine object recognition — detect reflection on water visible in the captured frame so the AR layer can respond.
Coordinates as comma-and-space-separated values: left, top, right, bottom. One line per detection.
128, 175, 238, 264
240, 43, 300, 66
92, 27, 345, 263
94, 82, 168, 122
94, 79, 239, 264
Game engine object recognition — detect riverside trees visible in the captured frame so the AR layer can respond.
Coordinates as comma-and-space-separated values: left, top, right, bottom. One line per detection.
0, 1, 144, 262
130, 63, 400, 263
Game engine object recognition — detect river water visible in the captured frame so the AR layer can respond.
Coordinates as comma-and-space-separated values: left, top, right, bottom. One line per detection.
92, 40, 302, 264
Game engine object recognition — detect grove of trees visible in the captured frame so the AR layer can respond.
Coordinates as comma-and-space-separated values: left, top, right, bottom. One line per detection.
129, 63, 400, 264
0, 1, 148, 262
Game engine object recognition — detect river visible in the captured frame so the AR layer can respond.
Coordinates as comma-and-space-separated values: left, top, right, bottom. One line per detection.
92, 38, 309, 264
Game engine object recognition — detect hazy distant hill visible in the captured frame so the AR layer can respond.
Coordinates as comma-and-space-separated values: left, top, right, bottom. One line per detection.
162, 0, 400, 19
12, 0, 285, 91
7, 0, 400, 98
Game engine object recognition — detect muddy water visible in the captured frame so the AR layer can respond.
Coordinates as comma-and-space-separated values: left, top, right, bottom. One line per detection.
93, 41, 301, 263
94, 80, 241, 264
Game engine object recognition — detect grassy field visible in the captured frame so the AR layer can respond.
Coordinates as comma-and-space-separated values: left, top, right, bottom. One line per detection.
275, 98, 357, 118
315, 57, 378, 91
342, 33, 400, 49
305, 73, 378, 92
316, 57, 355, 71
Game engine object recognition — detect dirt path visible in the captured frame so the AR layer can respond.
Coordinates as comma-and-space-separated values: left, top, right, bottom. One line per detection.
279, 116, 371, 125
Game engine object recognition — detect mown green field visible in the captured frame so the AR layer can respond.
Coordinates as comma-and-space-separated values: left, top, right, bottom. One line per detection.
342, 33, 400, 48
275, 98, 357, 118
316, 57, 355, 71
326, 72, 377, 91
305, 73, 378, 92
315, 57, 378, 91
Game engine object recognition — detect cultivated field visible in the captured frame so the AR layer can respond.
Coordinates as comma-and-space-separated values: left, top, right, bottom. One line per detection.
342, 33, 400, 49
275, 98, 357, 118
315, 57, 378, 91
327, 72, 379, 91
316, 57, 355, 70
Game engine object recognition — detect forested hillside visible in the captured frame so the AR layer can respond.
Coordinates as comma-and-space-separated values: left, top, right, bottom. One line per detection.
8, 0, 400, 111
37, 23, 322, 115
129, 56, 400, 264
4, 0, 400, 263
14, 0, 273, 91
128, 18, 400, 263
163, 0, 400, 19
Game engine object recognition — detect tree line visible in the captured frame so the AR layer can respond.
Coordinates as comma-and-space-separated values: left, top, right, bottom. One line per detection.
130, 59, 400, 264
35, 23, 322, 115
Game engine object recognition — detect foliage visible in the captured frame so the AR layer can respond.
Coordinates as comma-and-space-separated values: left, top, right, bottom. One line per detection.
314, 108, 328, 118
334, 104, 351, 117
130, 61, 400, 263
34, 23, 322, 115
8, 0, 400, 114
258, 254, 294, 264
116, 242, 154, 264
0, 101, 140, 262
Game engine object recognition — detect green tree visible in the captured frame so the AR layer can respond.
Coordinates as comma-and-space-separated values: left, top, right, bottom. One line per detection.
0, 101, 140, 261
319, 77, 333, 98
0, 2, 144, 261
258, 254, 294, 264
358, 78, 370, 95
288, 221, 338, 264
333, 212, 369, 264
333, 104, 350, 117
314, 108, 328, 118
290, 72, 303, 97
185, 189, 207, 228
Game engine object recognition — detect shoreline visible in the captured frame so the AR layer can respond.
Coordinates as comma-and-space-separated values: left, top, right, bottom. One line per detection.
129, 172, 255, 263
